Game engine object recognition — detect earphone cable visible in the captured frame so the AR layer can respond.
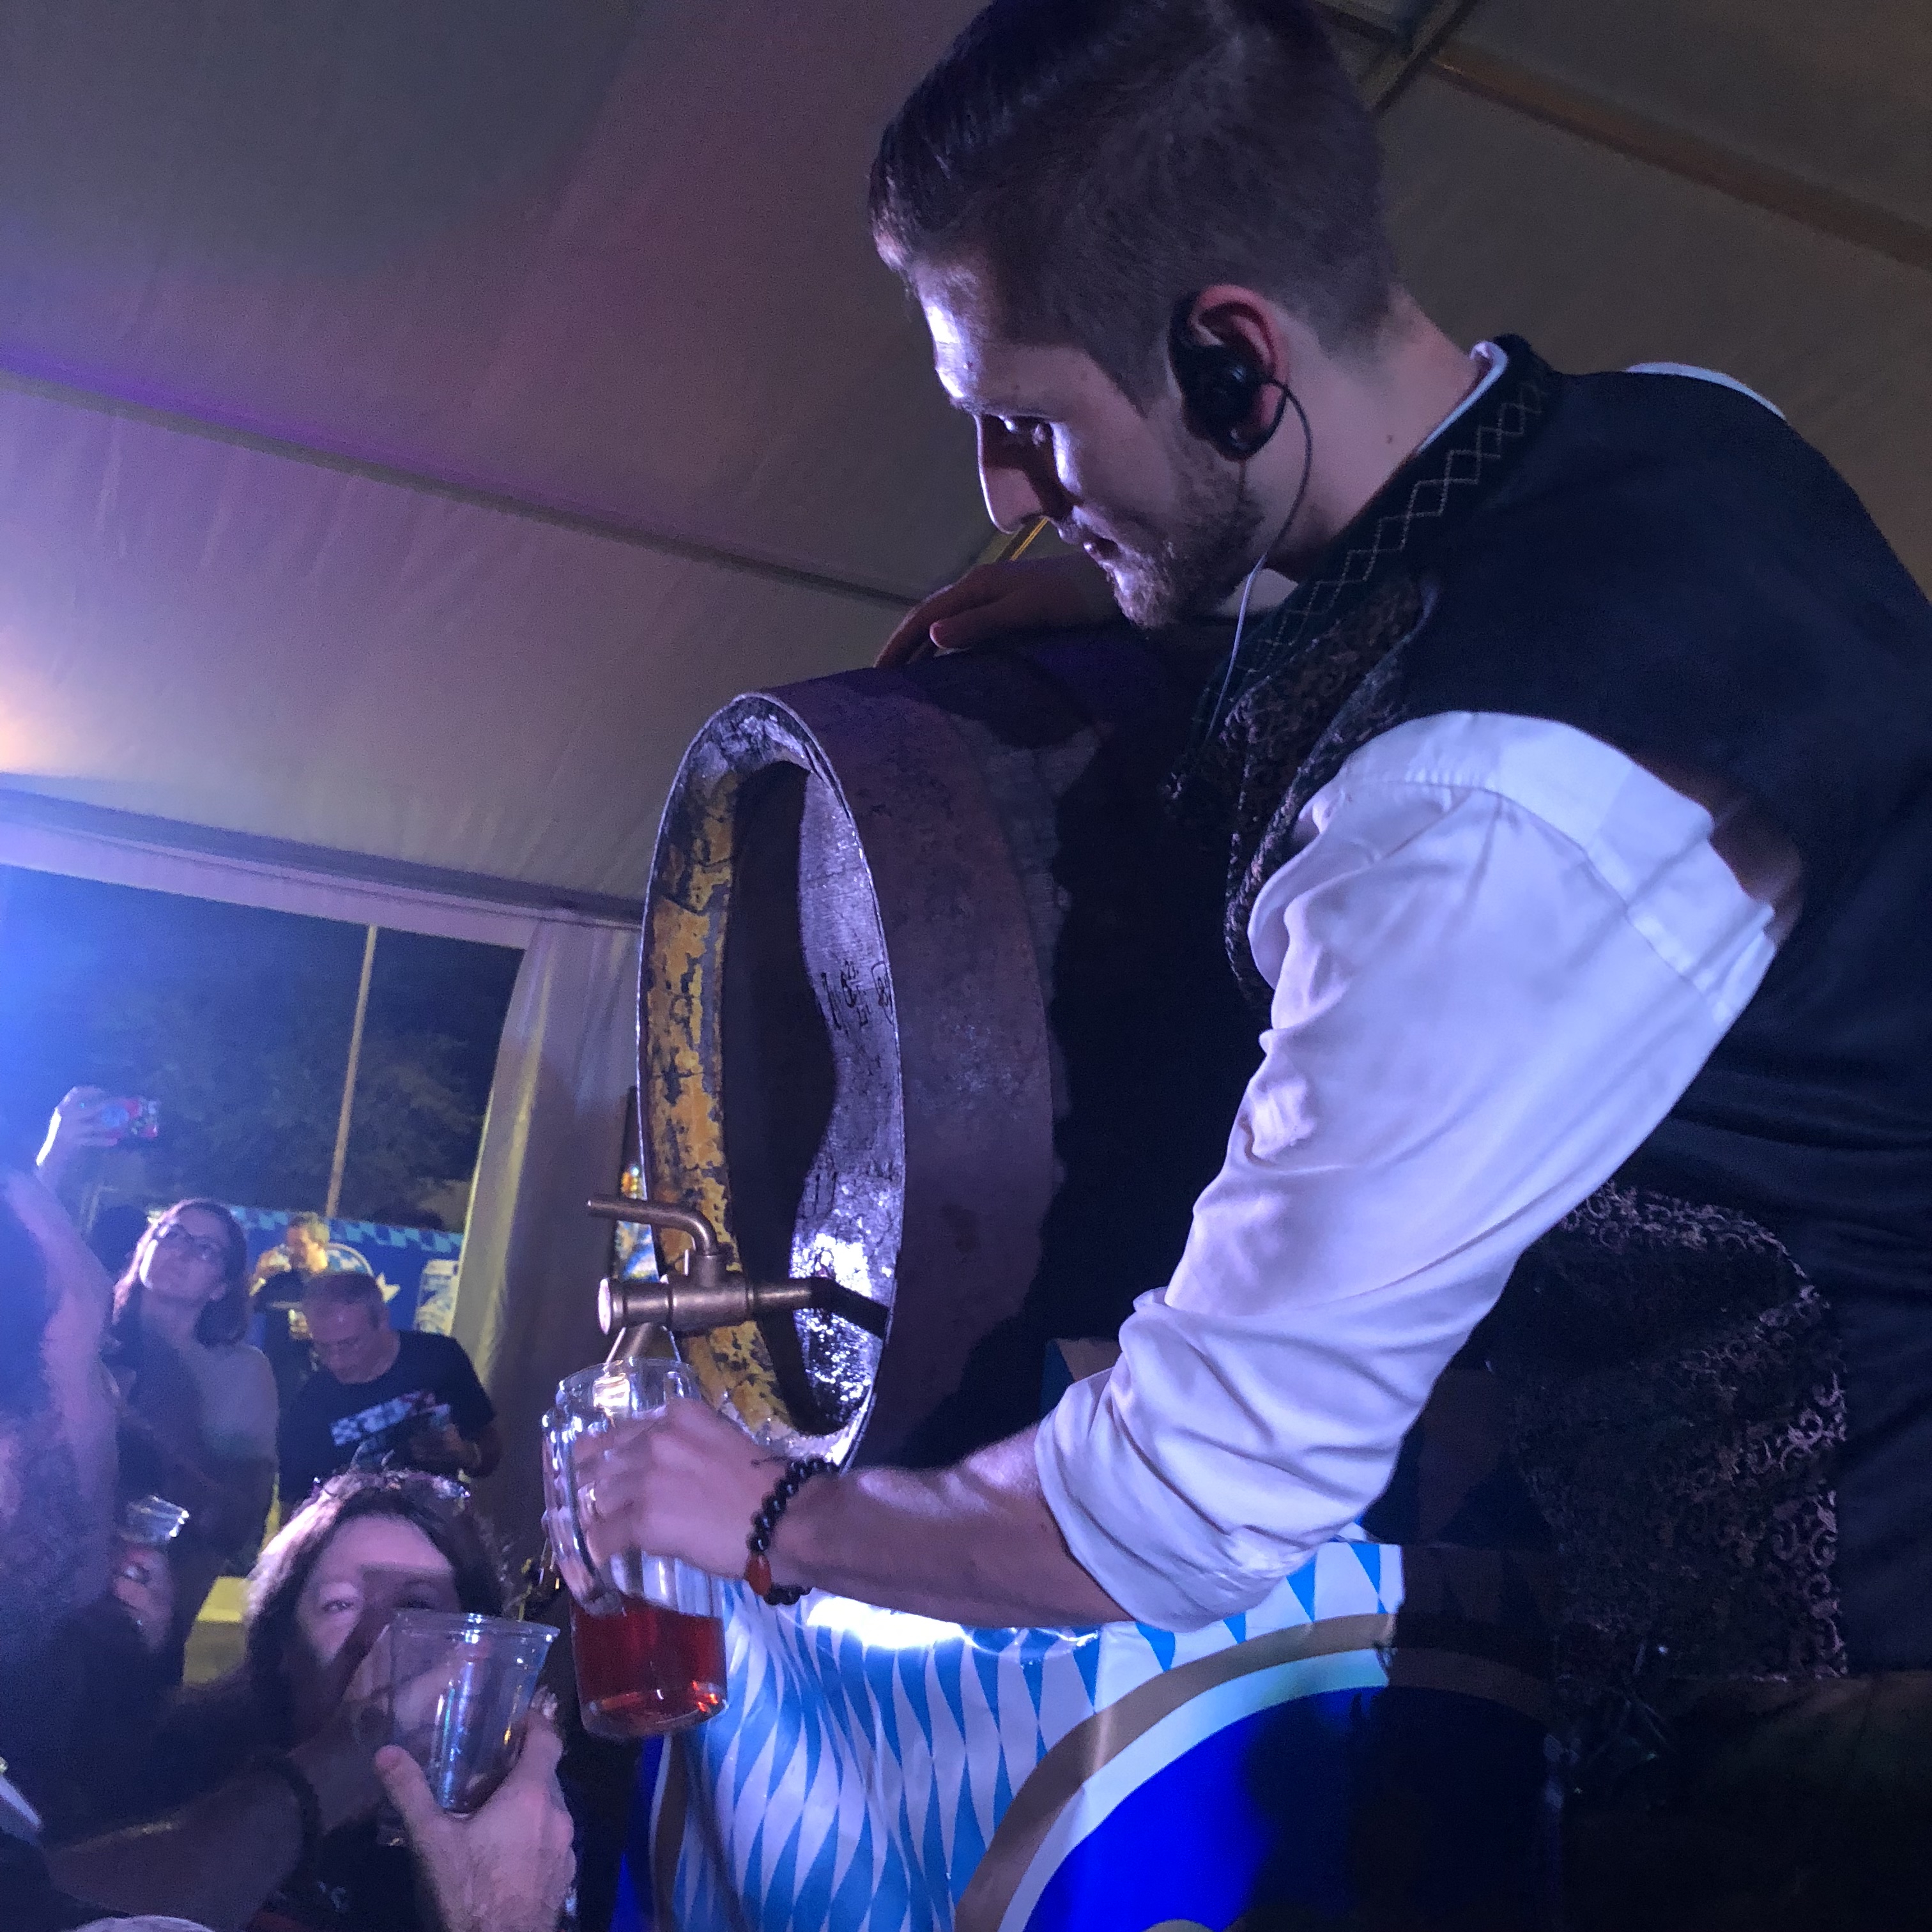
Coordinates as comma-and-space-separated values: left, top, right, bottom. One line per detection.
1203, 385, 1314, 744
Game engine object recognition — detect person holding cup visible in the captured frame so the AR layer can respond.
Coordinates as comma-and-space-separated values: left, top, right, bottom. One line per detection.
53, 1470, 542, 1932
107, 1199, 279, 1655
107, 1529, 177, 1659
15, 1726, 574, 1932
22, 1469, 572, 1932
1, 1170, 573, 1932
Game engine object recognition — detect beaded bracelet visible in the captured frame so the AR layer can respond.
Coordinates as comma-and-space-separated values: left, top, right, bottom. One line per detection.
744, 1456, 833, 1606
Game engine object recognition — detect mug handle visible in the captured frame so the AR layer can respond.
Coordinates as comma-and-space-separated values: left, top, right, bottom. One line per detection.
541, 1425, 618, 1609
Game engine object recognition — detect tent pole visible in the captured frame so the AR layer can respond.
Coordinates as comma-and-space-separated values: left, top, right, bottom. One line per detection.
326, 925, 378, 1219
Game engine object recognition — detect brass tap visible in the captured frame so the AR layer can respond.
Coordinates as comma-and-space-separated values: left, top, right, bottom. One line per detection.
585, 1197, 889, 1342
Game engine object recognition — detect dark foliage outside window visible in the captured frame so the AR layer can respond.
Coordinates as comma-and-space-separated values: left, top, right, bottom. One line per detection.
0, 867, 519, 1229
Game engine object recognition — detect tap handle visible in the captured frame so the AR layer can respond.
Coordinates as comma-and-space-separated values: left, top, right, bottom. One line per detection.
585, 1193, 719, 1257
597, 1273, 889, 1341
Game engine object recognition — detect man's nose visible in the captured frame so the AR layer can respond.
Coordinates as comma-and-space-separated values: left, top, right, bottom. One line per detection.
976, 422, 1070, 533
980, 457, 1045, 533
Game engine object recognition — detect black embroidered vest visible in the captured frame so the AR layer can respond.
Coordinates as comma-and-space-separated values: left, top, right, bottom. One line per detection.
1178, 341, 1932, 1696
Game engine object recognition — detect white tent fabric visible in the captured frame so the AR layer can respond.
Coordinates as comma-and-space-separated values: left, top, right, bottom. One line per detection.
0, 381, 901, 902
452, 917, 643, 1557
2, 0, 1926, 902
0, 0, 994, 898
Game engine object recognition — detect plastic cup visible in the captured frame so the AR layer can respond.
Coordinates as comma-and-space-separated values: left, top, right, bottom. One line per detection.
121, 1494, 192, 1547
385, 1611, 555, 1820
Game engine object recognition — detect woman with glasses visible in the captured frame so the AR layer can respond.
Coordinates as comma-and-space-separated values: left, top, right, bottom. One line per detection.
109, 1200, 278, 1661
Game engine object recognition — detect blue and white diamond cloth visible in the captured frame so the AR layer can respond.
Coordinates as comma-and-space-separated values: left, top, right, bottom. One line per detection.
620, 1538, 1547, 1931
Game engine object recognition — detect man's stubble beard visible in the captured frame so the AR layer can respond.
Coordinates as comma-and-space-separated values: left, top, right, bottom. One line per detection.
1104, 439, 1267, 630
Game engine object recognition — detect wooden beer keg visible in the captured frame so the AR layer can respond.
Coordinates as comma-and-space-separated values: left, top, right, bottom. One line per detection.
638, 626, 1261, 1467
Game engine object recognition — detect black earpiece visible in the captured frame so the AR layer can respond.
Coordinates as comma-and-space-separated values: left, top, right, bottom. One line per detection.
1168, 293, 1291, 459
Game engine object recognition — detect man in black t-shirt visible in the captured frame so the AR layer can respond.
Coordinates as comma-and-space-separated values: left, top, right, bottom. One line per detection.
277, 1272, 499, 1507
250, 1211, 335, 1412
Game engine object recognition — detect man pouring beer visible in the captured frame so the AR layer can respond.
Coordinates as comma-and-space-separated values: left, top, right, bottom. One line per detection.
579, 3, 1932, 1920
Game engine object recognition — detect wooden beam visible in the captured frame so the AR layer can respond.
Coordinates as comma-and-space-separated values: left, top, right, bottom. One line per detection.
1353, 0, 1487, 114
1317, 3, 1932, 278
1317, 0, 1422, 39
325, 923, 378, 1220
1427, 43, 1932, 279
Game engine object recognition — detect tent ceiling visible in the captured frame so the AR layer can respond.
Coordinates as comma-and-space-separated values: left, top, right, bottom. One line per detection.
0, 0, 990, 597
1, 0, 1926, 900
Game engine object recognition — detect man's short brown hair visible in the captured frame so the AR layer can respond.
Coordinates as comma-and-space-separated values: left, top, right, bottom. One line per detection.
302, 1269, 385, 1326
870, 0, 1395, 401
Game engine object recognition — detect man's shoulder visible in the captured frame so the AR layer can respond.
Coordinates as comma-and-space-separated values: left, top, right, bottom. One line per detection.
395, 1326, 459, 1365
1400, 354, 1932, 875
1419, 352, 1929, 677
396, 1327, 484, 1387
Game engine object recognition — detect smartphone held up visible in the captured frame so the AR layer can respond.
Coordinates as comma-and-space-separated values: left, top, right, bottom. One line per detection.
96, 1096, 160, 1140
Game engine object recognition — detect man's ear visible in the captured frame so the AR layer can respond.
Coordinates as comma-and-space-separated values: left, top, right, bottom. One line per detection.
1184, 282, 1294, 391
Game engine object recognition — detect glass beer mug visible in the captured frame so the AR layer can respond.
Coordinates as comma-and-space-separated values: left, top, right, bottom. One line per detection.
542, 1361, 728, 1739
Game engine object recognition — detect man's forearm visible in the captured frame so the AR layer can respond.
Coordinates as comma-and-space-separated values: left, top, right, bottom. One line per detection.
769, 1429, 1124, 1628
49, 1721, 374, 1931
49, 1767, 304, 1932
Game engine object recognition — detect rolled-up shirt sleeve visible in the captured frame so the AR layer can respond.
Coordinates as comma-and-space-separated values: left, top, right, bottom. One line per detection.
1036, 709, 1781, 1629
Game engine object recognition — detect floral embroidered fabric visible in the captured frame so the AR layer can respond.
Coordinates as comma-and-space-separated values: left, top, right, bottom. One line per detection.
1493, 1184, 1846, 1696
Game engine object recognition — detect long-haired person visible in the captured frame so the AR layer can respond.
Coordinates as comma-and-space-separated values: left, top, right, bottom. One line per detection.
43, 1472, 572, 1932
129, 1469, 508, 1932
110, 1199, 277, 1654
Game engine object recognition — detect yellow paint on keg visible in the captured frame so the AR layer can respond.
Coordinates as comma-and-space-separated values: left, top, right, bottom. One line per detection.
640, 755, 792, 1438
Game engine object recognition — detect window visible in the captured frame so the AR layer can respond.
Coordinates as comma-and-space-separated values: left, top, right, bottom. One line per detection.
0, 868, 519, 1244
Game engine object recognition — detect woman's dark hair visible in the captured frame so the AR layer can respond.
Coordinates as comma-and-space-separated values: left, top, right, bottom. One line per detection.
110, 1198, 252, 1356
870, 0, 1395, 401
244, 1469, 507, 1742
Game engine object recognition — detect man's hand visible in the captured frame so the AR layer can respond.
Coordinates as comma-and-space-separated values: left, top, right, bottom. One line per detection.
408, 1421, 477, 1476
35, 1087, 123, 1188
376, 1697, 576, 1932
287, 1625, 394, 1833
108, 1538, 176, 1655
579, 1402, 1125, 1629
578, 1398, 779, 1582
876, 553, 1117, 668
49, 1633, 395, 1927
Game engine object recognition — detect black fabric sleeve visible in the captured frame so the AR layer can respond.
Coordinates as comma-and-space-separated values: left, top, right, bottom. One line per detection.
277, 1398, 329, 1512
0, 1600, 170, 1843
433, 1335, 496, 1435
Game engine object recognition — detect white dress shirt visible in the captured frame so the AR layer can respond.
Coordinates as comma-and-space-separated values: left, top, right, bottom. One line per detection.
1036, 709, 1780, 1630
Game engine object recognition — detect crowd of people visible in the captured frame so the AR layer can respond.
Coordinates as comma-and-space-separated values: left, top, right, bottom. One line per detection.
31, 1089, 502, 1658
6, 4, 1928, 1927
1, 1092, 564, 1932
